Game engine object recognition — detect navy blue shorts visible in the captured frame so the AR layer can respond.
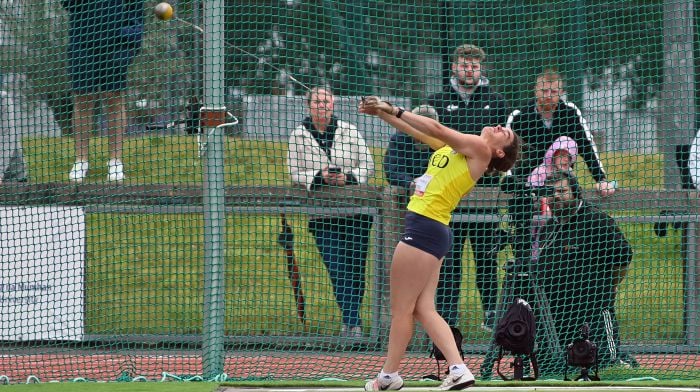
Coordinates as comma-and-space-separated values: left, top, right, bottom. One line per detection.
400, 212, 452, 259
66, 6, 143, 93
68, 37, 141, 93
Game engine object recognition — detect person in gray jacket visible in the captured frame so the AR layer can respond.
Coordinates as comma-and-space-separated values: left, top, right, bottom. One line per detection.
0, 90, 27, 184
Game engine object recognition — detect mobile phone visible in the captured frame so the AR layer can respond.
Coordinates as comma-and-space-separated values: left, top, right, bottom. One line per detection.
328, 167, 342, 174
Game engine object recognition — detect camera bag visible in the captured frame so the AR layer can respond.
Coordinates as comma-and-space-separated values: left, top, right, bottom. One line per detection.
495, 297, 539, 380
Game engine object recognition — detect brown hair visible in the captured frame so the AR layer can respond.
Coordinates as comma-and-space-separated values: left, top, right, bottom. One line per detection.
306, 84, 333, 106
452, 44, 486, 63
489, 132, 522, 172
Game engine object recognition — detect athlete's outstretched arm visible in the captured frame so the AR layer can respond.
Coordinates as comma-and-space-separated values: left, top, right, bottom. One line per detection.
359, 97, 444, 150
360, 97, 489, 162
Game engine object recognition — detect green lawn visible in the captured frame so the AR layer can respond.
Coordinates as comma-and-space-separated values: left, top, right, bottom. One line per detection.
20, 136, 685, 341
23, 135, 664, 188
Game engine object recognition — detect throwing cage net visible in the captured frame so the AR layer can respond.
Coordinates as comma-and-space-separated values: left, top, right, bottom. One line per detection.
0, 0, 698, 384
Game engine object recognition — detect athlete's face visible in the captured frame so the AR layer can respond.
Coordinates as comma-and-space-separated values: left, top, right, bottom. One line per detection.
481, 125, 514, 150
452, 56, 482, 87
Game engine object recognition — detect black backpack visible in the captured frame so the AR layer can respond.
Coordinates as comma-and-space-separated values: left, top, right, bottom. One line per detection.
495, 298, 539, 380
425, 326, 464, 380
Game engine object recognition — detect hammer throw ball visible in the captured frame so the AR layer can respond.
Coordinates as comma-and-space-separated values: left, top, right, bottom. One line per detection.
154, 2, 174, 21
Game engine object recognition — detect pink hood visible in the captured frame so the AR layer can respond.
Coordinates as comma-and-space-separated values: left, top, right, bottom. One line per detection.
528, 136, 579, 187
543, 136, 578, 166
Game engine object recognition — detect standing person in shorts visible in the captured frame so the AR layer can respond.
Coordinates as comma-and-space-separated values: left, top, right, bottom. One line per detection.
62, 0, 144, 182
359, 96, 521, 390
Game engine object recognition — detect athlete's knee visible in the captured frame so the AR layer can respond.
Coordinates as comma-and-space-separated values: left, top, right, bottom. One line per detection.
390, 300, 416, 318
413, 301, 437, 323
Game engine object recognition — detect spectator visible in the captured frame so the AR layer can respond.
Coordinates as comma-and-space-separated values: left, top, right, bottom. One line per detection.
654, 136, 697, 237
527, 136, 578, 188
286, 85, 375, 338
527, 136, 578, 258
359, 96, 521, 391
426, 44, 510, 331
0, 90, 27, 184
62, 0, 144, 182
689, 128, 700, 189
383, 105, 439, 203
535, 170, 633, 372
503, 68, 615, 275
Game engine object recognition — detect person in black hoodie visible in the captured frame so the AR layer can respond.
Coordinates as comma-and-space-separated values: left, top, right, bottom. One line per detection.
535, 171, 632, 371
426, 44, 510, 332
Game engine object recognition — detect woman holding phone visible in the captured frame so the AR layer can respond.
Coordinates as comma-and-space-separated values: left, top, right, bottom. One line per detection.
287, 85, 375, 338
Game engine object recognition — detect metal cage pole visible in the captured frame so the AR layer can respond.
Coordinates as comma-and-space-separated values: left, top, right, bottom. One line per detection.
201, 0, 227, 379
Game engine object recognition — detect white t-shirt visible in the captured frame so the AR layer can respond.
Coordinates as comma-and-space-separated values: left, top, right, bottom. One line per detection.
690, 128, 700, 189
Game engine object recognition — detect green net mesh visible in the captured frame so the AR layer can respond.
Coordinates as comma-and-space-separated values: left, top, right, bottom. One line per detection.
0, 0, 698, 384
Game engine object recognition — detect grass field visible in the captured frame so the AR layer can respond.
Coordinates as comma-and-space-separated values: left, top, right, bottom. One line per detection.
0, 383, 220, 391
69, 209, 682, 342
23, 136, 664, 187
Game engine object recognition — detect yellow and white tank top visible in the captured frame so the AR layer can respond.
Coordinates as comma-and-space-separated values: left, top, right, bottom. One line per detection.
407, 145, 476, 225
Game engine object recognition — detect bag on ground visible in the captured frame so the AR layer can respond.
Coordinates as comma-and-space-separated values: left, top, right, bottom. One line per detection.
494, 297, 539, 380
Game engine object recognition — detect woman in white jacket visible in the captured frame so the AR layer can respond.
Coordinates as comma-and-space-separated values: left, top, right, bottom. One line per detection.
287, 85, 375, 338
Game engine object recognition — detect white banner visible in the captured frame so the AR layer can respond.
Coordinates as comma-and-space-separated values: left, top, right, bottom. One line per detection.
0, 206, 85, 341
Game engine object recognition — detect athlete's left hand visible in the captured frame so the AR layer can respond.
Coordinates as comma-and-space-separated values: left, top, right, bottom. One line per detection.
359, 96, 393, 115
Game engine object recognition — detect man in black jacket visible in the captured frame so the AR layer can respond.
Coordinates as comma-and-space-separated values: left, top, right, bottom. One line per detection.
426, 44, 510, 331
535, 171, 632, 371
503, 68, 616, 273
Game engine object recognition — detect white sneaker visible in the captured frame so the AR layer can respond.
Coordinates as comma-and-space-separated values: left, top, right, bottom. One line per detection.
349, 326, 363, 338
439, 369, 475, 390
341, 325, 363, 338
364, 375, 403, 391
107, 159, 125, 182
68, 161, 89, 183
